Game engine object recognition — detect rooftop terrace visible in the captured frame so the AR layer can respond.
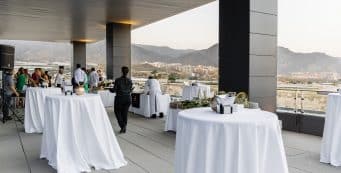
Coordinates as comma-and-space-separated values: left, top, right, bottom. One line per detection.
0, 108, 340, 173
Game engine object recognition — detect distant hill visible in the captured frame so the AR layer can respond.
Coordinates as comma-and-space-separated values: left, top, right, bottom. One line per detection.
0, 40, 214, 66
78, 41, 198, 64
0, 40, 72, 63
2, 40, 341, 75
172, 44, 218, 66
277, 47, 341, 74
132, 43, 218, 66
134, 44, 195, 59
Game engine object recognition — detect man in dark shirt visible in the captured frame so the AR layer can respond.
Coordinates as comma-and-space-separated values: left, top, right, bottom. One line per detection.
110, 66, 133, 133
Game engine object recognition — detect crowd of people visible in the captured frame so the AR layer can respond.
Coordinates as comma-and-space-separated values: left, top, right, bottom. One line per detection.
2, 64, 163, 135
14, 67, 52, 93
2, 65, 105, 122
3, 65, 105, 99
72, 64, 105, 92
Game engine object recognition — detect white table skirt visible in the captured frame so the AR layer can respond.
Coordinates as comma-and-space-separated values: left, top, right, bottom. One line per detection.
165, 108, 181, 132
175, 108, 288, 173
40, 94, 127, 173
24, 87, 61, 133
98, 90, 116, 107
182, 85, 211, 101
130, 94, 171, 118
321, 93, 341, 166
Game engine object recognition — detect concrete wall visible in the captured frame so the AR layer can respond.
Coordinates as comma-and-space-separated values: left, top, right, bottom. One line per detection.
72, 41, 86, 71
249, 0, 278, 112
106, 23, 131, 80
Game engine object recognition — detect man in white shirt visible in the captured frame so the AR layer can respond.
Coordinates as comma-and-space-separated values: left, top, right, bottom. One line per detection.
144, 76, 163, 118
55, 66, 65, 88
89, 67, 99, 90
73, 64, 86, 86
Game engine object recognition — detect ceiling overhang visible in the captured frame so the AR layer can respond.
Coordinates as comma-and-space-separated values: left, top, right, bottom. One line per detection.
0, 0, 214, 42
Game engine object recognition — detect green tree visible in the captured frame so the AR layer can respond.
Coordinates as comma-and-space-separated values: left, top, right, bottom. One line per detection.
168, 73, 179, 82
189, 76, 198, 80
151, 70, 158, 78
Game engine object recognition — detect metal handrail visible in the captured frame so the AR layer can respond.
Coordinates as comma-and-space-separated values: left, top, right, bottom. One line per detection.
276, 87, 333, 114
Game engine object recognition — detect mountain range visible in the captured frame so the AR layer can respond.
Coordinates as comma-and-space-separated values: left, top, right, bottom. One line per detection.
1, 40, 341, 74
277, 47, 341, 74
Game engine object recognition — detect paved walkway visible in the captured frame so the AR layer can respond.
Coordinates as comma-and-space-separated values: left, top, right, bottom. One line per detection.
0, 108, 340, 173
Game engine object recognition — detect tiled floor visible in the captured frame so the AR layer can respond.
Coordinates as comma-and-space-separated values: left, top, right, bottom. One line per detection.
0, 108, 340, 173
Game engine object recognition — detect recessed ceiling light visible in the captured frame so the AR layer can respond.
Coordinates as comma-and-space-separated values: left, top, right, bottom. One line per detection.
116, 20, 139, 25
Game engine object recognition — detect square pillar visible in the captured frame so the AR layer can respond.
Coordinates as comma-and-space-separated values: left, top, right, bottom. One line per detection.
219, 0, 278, 112
219, 0, 250, 94
72, 41, 86, 70
106, 23, 131, 80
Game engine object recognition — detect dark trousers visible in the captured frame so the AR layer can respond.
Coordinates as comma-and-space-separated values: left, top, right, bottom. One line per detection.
114, 95, 131, 129
3, 94, 12, 118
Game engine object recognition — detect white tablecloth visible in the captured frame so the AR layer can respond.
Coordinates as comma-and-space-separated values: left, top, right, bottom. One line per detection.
98, 90, 116, 107
24, 87, 61, 133
40, 94, 127, 173
130, 94, 171, 118
165, 108, 181, 132
175, 107, 288, 173
182, 85, 211, 100
321, 93, 341, 166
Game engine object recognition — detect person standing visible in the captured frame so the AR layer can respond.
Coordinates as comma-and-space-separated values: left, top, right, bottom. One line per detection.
97, 70, 104, 82
3, 68, 19, 122
23, 69, 30, 85
144, 76, 163, 118
44, 71, 52, 87
55, 66, 65, 88
81, 67, 89, 93
73, 64, 86, 87
15, 67, 23, 80
31, 68, 41, 87
89, 67, 99, 91
16, 68, 27, 96
39, 70, 49, 87
110, 66, 133, 133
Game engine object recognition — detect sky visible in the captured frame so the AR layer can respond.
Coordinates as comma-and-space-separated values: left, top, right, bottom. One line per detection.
133, 0, 341, 57
132, 1, 219, 50
278, 0, 341, 57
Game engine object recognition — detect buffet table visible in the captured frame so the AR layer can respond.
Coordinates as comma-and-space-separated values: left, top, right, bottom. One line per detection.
97, 90, 116, 107
40, 94, 127, 173
321, 93, 341, 166
130, 93, 171, 118
24, 87, 61, 133
182, 85, 211, 100
175, 107, 288, 173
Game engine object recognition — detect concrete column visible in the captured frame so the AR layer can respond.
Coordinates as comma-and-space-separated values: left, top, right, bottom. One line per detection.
106, 23, 131, 80
249, 0, 278, 112
72, 41, 86, 70
219, 0, 278, 112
